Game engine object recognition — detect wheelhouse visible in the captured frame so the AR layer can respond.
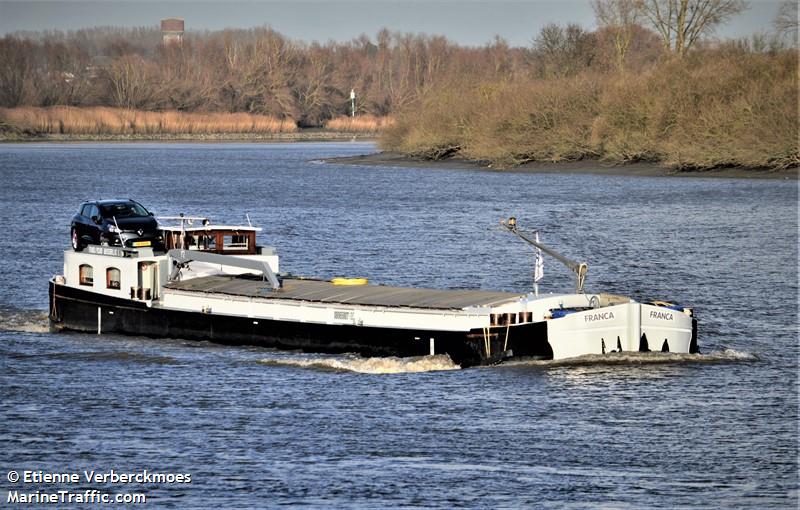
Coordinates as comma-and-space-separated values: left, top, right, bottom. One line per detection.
158, 216, 260, 256
161, 228, 258, 255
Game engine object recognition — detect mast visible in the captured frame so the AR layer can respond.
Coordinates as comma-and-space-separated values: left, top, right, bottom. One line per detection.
500, 217, 588, 293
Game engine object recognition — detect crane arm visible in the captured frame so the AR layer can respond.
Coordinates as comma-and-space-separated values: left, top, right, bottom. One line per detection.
500, 218, 588, 293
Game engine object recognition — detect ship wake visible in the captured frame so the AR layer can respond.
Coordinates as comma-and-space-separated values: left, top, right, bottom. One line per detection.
258, 353, 461, 374
0, 309, 50, 334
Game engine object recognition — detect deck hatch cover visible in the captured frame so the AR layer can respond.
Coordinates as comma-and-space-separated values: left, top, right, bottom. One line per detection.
166, 275, 523, 310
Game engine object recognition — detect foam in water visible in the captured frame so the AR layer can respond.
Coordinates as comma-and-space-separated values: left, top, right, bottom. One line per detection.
501, 349, 758, 367
0, 310, 50, 334
706, 348, 759, 361
259, 353, 461, 374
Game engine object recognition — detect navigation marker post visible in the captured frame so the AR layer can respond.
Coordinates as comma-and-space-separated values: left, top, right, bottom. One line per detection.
350, 89, 356, 117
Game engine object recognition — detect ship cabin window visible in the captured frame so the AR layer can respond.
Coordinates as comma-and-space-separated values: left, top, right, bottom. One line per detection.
79, 264, 93, 286
491, 313, 516, 326
223, 234, 248, 251
106, 267, 121, 289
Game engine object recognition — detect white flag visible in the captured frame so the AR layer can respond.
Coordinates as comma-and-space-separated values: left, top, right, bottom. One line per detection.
534, 231, 544, 283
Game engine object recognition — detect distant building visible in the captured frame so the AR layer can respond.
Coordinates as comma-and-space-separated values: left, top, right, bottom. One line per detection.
161, 18, 184, 46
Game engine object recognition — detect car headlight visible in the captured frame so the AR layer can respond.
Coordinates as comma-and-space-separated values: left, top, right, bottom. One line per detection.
107, 224, 120, 233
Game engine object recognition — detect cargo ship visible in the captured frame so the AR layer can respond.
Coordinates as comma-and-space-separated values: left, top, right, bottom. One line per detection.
49, 207, 698, 367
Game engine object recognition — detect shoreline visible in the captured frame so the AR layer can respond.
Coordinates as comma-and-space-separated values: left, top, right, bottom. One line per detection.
326, 152, 799, 180
0, 131, 379, 143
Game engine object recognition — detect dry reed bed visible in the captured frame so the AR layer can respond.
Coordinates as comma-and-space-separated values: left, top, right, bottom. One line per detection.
324, 115, 394, 132
0, 107, 298, 134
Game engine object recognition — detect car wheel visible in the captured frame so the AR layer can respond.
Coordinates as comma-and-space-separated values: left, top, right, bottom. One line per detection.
71, 228, 84, 252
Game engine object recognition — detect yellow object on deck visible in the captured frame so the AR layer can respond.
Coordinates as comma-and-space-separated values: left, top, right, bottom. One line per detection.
331, 277, 369, 286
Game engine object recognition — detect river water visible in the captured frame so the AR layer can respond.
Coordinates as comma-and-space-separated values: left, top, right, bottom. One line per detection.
0, 142, 796, 508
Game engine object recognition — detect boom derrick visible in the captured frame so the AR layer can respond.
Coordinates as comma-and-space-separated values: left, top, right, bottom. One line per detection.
500, 217, 588, 294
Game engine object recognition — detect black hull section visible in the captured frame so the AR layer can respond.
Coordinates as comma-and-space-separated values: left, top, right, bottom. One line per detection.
49, 282, 552, 367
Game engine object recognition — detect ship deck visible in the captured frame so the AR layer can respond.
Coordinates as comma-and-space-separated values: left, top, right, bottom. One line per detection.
165, 275, 525, 310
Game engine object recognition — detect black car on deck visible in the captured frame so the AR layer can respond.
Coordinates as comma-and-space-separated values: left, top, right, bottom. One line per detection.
70, 199, 162, 251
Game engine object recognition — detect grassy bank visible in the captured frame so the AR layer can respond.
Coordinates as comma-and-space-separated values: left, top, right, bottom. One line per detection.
381, 50, 799, 170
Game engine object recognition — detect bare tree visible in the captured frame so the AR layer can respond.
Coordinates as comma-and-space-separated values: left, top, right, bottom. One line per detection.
239, 30, 299, 117
532, 23, 596, 77
104, 54, 155, 109
0, 37, 33, 106
294, 45, 335, 126
592, 0, 642, 72
774, 0, 798, 46
639, 0, 748, 56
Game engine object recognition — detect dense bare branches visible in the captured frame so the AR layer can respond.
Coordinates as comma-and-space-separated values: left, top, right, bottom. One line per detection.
0, 15, 784, 125
531, 23, 596, 77
639, 0, 748, 56
104, 54, 155, 108
0, 26, 567, 116
0, 37, 34, 106
294, 45, 335, 126
237, 31, 299, 117
774, 0, 798, 45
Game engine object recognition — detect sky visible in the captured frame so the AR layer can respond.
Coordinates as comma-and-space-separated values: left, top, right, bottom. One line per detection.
0, 0, 787, 47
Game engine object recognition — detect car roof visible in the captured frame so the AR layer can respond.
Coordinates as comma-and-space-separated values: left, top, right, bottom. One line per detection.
82, 199, 138, 206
